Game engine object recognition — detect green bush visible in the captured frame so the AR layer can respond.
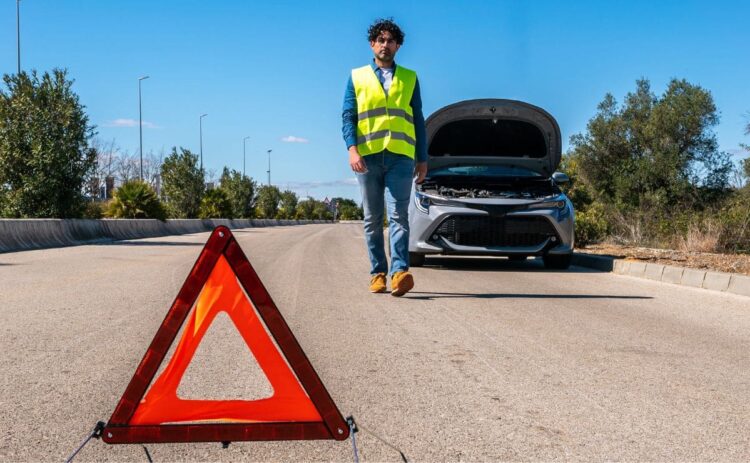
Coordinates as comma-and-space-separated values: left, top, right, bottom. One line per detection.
199, 188, 233, 219
277, 190, 298, 219
220, 168, 256, 218
0, 70, 97, 218
106, 180, 166, 220
82, 200, 105, 219
331, 197, 364, 220
574, 202, 609, 247
161, 147, 204, 218
337, 203, 363, 220
716, 187, 750, 253
255, 185, 282, 219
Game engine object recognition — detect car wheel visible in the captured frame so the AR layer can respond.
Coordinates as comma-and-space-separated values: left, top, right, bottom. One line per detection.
409, 252, 426, 267
508, 255, 527, 261
543, 253, 572, 269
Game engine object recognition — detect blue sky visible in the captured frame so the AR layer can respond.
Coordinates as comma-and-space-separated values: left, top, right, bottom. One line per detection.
1, 1, 748, 201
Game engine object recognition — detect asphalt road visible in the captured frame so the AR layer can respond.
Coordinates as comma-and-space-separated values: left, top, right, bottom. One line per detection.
1, 224, 748, 462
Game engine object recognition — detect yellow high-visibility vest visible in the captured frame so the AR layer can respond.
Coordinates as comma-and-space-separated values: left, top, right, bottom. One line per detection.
351, 64, 417, 158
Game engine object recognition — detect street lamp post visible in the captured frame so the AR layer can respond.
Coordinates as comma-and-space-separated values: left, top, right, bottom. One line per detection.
199, 114, 208, 172
243, 136, 250, 178
138, 75, 150, 181
267, 149, 272, 186
16, 0, 21, 74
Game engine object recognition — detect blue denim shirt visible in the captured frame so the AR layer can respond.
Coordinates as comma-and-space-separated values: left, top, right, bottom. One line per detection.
341, 62, 427, 163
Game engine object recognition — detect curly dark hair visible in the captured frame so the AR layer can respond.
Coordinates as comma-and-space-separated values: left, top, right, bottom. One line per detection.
367, 18, 405, 45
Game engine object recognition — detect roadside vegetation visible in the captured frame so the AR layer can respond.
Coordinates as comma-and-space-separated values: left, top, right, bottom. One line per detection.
3, 69, 745, 250
0, 69, 364, 222
0, 70, 96, 218
561, 78, 750, 255
106, 180, 166, 220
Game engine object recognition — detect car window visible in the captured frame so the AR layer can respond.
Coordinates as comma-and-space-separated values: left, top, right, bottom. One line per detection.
429, 166, 543, 178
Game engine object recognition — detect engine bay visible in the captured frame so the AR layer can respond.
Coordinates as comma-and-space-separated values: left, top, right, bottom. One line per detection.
418, 176, 561, 200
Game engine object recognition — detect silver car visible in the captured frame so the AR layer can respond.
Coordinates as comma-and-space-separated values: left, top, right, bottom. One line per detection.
408, 99, 574, 269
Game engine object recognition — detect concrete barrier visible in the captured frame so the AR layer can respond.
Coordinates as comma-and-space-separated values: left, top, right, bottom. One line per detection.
0, 218, 331, 253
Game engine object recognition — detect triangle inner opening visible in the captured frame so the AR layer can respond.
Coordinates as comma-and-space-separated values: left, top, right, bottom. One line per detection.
177, 311, 274, 401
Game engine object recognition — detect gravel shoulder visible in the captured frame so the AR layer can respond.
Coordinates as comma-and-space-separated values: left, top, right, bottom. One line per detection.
581, 243, 750, 276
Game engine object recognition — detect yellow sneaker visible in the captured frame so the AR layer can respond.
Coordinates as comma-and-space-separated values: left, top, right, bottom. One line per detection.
390, 271, 414, 297
369, 273, 387, 293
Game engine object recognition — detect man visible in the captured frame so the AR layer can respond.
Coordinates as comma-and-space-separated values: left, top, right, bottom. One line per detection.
342, 18, 427, 297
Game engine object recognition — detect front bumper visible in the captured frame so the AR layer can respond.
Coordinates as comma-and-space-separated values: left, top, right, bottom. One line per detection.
408, 201, 574, 256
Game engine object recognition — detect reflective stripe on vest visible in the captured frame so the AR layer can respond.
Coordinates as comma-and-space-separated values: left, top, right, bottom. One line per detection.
351, 64, 417, 158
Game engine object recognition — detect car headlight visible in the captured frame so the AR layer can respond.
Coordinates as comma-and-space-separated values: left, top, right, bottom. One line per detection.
558, 201, 572, 221
526, 197, 571, 221
414, 191, 431, 213
527, 198, 567, 210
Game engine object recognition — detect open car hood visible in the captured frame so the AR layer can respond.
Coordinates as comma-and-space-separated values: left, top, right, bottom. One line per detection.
426, 99, 562, 177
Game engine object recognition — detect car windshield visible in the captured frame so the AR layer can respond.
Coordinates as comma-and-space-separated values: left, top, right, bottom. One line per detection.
428, 165, 543, 178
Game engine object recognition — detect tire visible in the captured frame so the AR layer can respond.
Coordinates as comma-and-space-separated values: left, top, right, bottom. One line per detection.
543, 253, 572, 269
409, 252, 426, 267
508, 255, 527, 262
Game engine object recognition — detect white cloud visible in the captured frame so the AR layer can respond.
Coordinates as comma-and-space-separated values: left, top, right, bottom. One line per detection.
103, 118, 160, 129
281, 135, 309, 143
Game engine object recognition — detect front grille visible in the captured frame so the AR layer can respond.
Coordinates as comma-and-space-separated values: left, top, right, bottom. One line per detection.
433, 215, 557, 247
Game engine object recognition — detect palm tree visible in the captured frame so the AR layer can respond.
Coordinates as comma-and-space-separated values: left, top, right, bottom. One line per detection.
106, 180, 166, 220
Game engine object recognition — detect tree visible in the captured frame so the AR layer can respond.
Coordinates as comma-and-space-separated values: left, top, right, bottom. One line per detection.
312, 201, 333, 220
106, 180, 166, 220
293, 196, 333, 220
277, 190, 298, 219
741, 114, 750, 185
255, 185, 282, 218
219, 168, 256, 218
294, 196, 316, 219
114, 151, 139, 185
90, 137, 118, 199
199, 187, 232, 219
160, 147, 204, 218
558, 155, 607, 246
0, 69, 97, 217
331, 197, 363, 220
142, 150, 163, 192
568, 78, 732, 241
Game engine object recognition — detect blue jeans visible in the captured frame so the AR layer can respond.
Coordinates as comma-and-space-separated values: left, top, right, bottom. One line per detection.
356, 152, 414, 276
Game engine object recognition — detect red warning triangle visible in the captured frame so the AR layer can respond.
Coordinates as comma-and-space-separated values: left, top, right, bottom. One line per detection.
103, 226, 349, 444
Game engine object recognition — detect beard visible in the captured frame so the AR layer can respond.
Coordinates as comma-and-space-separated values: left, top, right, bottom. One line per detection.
377, 51, 394, 63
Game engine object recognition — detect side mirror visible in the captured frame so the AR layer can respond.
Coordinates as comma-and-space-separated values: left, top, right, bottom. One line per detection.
552, 172, 570, 184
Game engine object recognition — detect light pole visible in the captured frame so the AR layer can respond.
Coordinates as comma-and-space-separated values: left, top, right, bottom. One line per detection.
199, 113, 208, 172
138, 75, 149, 180
266, 149, 272, 186
243, 136, 250, 178
16, 0, 21, 74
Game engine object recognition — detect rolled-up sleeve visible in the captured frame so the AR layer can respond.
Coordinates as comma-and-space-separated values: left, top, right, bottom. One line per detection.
342, 76, 358, 149
411, 78, 427, 163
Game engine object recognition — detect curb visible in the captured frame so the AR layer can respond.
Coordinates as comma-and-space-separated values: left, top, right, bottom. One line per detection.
572, 253, 750, 298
